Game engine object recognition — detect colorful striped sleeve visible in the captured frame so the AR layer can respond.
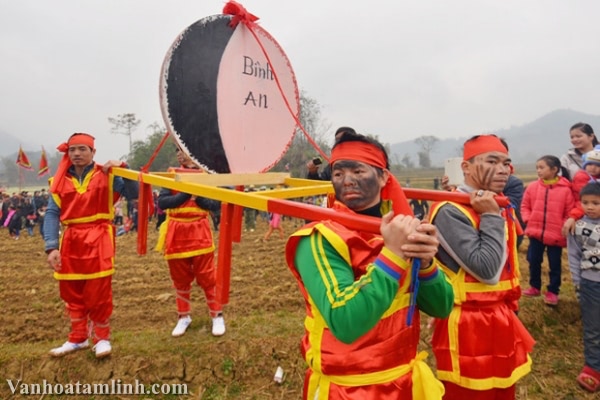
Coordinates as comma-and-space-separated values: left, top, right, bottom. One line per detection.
294, 233, 401, 344
373, 247, 411, 280
418, 259, 439, 281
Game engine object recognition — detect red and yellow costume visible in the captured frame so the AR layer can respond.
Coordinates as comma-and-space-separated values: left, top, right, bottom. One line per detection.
50, 164, 117, 344
285, 137, 454, 399
156, 174, 221, 318
286, 206, 447, 399
430, 200, 535, 399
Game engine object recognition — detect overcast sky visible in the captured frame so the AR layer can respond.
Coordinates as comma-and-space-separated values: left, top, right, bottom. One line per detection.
1, 0, 599, 162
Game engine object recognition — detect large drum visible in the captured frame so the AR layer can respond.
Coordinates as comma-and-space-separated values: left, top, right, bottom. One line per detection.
159, 10, 299, 173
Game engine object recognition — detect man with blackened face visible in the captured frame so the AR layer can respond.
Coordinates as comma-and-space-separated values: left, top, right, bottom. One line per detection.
285, 132, 453, 400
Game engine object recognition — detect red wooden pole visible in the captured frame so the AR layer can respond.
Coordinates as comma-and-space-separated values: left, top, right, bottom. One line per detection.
231, 186, 244, 243
136, 183, 152, 255
403, 188, 510, 207
217, 202, 234, 305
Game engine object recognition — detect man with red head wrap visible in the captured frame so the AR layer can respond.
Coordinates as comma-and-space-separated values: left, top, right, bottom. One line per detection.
155, 146, 225, 338
285, 132, 454, 399
429, 134, 535, 399
43, 133, 138, 358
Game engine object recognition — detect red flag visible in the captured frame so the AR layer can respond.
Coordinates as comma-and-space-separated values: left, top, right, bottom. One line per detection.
38, 147, 50, 177
16, 146, 33, 171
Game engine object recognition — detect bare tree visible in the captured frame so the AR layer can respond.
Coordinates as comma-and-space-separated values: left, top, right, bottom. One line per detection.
272, 91, 331, 176
417, 151, 431, 168
108, 113, 141, 155
401, 154, 415, 169
127, 123, 176, 171
296, 90, 331, 146
414, 135, 439, 168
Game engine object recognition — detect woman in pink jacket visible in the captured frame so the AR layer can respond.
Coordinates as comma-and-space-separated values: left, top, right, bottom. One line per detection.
521, 155, 575, 306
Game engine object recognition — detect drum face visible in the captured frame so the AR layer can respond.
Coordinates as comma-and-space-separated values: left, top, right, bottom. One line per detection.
160, 14, 299, 173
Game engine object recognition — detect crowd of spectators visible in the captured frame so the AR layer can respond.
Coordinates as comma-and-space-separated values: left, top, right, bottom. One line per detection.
0, 189, 49, 239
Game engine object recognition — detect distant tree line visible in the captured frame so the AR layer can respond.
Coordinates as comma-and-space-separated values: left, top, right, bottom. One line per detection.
1, 93, 442, 189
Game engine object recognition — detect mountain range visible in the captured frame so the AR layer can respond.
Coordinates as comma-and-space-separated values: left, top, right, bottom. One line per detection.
2, 109, 600, 168
390, 109, 600, 167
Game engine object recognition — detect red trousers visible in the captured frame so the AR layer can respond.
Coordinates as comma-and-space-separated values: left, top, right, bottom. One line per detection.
443, 381, 516, 400
168, 253, 221, 318
59, 276, 112, 344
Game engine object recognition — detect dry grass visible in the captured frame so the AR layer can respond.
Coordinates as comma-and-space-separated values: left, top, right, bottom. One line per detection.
0, 218, 597, 399
511, 237, 596, 400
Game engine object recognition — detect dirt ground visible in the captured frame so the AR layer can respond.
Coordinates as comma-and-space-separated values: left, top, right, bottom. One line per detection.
0, 215, 597, 399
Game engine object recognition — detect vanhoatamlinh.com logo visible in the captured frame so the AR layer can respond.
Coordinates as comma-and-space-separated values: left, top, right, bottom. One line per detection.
6, 379, 189, 396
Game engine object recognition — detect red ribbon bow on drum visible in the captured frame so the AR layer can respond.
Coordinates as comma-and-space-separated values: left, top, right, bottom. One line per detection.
223, 1, 259, 28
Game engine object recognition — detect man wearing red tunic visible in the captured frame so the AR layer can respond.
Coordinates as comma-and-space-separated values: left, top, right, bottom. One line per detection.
286, 132, 454, 399
430, 134, 535, 399
44, 133, 137, 358
156, 147, 224, 338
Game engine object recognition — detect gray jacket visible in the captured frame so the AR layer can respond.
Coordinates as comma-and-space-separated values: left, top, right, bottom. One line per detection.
567, 215, 600, 287
432, 186, 507, 285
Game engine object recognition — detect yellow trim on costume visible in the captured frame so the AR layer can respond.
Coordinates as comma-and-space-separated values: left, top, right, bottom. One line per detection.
304, 298, 325, 377
164, 245, 215, 260
51, 192, 61, 208
291, 225, 315, 237
295, 220, 444, 398
380, 246, 411, 270
441, 265, 521, 304
313, 223, 352, 266
167, 207, 209, 216
108, 170, 115, 219
50, 168, 116, 220
437, 355, 533, 390
461, 277, 520, 292
154, 212, 208, 253
307, 350, 444, 399
447, 305, 462, 382
310, 232, 362, 307
440, 202, 520, 282
431, 200, 527, 390
326, 351, 428, 385
303, 289, 412, 379
70, 170, 95, 194
155, 217, 169, 252
418, 258, 438, 276
381, 273, 411, 319
62, 213, 112, 225
54, 268, 114, 280
307, 224, 412, 314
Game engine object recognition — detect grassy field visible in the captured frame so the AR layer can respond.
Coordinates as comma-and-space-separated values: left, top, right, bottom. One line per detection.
1, 213, 598, 399
392, 163, 538, 189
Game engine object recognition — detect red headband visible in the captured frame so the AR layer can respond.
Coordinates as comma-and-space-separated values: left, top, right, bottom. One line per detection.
463, 135, 507, 161
50, 133, 96, 194
330, 141, 387, 169
69, 133, 95, 148
56, 133, 95, 153
329, 141, 412, 216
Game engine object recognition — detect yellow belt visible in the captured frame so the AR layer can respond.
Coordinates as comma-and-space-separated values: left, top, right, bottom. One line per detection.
308, 351, 444, 399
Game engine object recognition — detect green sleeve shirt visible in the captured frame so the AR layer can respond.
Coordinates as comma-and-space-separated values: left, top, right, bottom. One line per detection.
294, 231, 453, 344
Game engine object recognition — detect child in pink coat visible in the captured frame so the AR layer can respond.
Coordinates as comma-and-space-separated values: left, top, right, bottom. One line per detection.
521, 155, 575, 306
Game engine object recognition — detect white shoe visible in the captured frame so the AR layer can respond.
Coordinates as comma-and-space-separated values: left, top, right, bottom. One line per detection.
49, 339, 90, 357
93, 340, 112, 358
172, 315, 192, 337
212, 315, 226, 336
